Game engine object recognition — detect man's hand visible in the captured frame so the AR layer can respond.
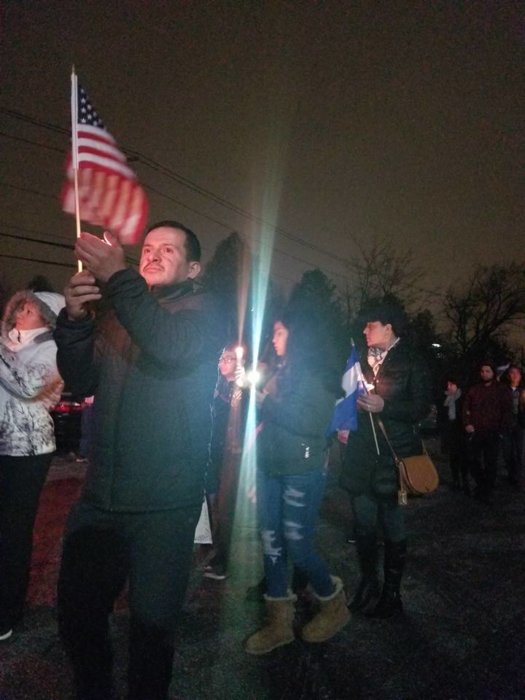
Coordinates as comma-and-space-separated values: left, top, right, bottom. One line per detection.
75, 231, 126, 282
64, 270, 102, 321
357, 394, 385, 413
465, 424, 475, 434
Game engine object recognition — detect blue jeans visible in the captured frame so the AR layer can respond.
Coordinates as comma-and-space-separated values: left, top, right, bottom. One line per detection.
256, 468, 334, 598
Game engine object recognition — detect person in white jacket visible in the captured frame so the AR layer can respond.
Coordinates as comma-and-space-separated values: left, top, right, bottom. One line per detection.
0, 290, 64, 641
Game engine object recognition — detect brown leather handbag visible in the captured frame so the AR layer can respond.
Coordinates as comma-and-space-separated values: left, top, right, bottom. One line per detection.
377, 419, 439, 505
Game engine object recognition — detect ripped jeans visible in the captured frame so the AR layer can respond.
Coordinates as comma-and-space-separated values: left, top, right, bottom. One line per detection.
256, 467, 334, 598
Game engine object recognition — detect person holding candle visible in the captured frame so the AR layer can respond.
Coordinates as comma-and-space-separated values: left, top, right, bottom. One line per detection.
203, 342, 248, 580
245, 309, 349, 655
340, 302, 432, 619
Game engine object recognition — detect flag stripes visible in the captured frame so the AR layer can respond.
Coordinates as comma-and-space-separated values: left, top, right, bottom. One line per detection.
61, 79, 148, 245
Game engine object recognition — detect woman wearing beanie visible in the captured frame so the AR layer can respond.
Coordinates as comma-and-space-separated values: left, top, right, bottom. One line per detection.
0, 290, 65, 641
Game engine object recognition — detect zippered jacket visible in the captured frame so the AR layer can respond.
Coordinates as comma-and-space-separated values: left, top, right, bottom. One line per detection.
54, 268, 223, 512
257, 361, 336, 476
341, 340, 432, 497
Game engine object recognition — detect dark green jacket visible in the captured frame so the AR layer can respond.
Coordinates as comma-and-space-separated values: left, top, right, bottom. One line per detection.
54, 268, 223, 512
257, 362, 335, 477
341, 340, 432, 497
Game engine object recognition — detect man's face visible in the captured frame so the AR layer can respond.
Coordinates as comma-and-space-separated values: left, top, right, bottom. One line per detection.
363, 321, 392, 350
139, 227, 200, 287
508, 367, 522, 387
480, 365, 494, 383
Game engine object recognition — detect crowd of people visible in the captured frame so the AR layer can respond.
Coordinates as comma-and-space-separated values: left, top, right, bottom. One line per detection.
0, 219, 523, 699
440, 362, 523, 504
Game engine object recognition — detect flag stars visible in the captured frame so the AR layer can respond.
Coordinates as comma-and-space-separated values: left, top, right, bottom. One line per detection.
78, 86, 106, 128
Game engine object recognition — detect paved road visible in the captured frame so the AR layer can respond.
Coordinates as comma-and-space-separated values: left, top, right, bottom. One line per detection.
0, 443, 523, 699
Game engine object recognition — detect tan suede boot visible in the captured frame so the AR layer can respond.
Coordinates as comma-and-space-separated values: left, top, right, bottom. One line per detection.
245, 593, 297, 655
301, 576, 350, 643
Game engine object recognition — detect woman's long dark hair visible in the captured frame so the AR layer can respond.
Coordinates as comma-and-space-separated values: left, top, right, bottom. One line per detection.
271, 308, 341, 397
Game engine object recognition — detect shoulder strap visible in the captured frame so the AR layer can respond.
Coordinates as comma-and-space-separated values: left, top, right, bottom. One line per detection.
376, 418, 398, 461
378, 417, 429, 506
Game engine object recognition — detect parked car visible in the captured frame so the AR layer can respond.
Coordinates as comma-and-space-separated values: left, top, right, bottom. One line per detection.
51, 393, 83, 453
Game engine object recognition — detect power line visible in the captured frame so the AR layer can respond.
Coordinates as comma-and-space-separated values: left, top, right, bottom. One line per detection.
0, 220, 79, 246
0, 230, 139, 267
0, 180, 56, 200
0, 108, 68, 135
0, 109, 360, 270
0, 131, 66, 155
0, 253, 73, 269
143, 183, 350, 284
1, 108, 443, 298
0, 229, 73, 250
0, 177, 346, 286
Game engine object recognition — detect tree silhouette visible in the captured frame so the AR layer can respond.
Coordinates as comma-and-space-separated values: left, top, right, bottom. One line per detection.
444, 263, 525, 375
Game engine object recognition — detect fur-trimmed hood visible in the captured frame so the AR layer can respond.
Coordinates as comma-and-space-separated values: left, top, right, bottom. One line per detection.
2, 290, 65, 339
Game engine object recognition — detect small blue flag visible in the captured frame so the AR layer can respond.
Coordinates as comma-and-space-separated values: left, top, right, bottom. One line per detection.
326, 345, 366, 435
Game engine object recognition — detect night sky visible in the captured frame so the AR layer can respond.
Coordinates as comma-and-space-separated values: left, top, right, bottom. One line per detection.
1, 1, 523, 322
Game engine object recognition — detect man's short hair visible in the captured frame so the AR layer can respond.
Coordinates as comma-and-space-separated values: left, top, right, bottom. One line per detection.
145, 220, 201, 262
359, 302, 408, 337
479, 360, 497, 380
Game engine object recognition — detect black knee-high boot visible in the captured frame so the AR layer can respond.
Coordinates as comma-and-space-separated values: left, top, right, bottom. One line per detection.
366, 539, 406, 618
348, 534, 380, 612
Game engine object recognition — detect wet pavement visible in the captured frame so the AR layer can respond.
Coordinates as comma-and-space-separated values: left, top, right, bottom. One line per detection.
0, 440, 524, 699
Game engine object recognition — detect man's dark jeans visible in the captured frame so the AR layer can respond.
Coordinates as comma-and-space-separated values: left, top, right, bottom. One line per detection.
58, 501, 200, 700
468, 431, 501, 495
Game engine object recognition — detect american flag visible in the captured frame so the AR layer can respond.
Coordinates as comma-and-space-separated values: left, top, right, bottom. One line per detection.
61, 80, 148, 245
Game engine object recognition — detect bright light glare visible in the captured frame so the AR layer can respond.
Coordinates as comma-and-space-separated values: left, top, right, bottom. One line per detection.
223, 127, 288, 601
245, 368, 261, 386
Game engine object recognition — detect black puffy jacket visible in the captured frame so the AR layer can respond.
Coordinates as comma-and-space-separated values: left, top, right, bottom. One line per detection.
257, 361, 336, 477
341, 340, 432, 497
54, 268, 223, 512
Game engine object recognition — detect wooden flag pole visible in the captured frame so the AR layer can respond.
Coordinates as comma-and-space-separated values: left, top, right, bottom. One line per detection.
71, 66, 82, 272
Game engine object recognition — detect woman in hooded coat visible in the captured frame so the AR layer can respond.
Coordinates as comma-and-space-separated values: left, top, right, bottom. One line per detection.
0, 290, 65, 641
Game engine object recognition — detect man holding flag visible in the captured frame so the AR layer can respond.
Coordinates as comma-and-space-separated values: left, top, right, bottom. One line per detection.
55, 69, 224, 700
55, 222, 223, 699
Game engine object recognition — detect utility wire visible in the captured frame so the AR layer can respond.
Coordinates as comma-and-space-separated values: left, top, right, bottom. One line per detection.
0, 253, 74, 269
0, 231, 139, 267
1, 108, 442, 298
